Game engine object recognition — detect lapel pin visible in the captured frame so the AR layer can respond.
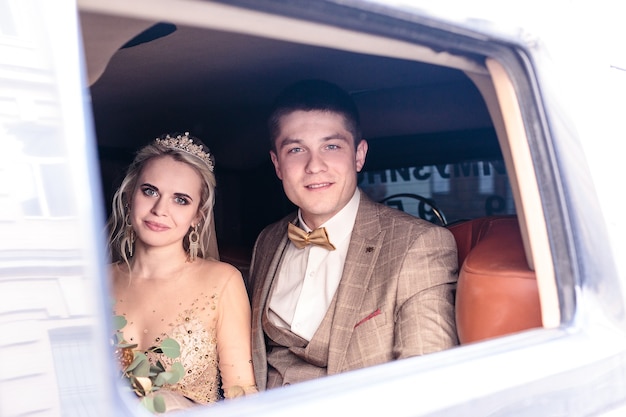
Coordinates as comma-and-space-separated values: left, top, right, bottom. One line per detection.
366, 246, 374, 253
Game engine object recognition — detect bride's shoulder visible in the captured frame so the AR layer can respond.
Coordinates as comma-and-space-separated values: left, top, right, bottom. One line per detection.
183, 260, 249, 305
193, 257, 243, 283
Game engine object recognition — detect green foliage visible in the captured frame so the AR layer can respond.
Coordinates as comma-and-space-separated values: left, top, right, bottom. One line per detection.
159, 338, 182, 358
113, 315, 127, 331
141, 395, 166, 414
113, 315, 185, 414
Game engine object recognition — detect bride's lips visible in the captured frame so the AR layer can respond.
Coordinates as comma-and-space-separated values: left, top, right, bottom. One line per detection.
144, 220, 170, 231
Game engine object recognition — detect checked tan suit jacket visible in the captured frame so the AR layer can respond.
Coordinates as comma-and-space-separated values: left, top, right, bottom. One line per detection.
248, 192, 459, 390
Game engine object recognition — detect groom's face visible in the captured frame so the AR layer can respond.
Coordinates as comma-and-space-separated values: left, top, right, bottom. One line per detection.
270, 110, 367, 230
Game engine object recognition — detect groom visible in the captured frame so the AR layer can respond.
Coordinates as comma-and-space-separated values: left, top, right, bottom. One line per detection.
248, 79, 458, 390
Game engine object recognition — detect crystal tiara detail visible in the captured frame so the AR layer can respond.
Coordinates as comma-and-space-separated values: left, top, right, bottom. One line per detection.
155, 132, 214, 172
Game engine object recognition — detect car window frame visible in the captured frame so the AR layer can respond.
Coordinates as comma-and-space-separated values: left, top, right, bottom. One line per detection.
76, 0, 625, 415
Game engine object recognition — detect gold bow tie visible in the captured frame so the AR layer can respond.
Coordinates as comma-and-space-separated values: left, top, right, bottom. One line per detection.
288, 223, 336, 251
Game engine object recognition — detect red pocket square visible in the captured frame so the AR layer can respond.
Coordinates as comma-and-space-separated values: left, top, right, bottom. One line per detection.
354, 308, 381, 328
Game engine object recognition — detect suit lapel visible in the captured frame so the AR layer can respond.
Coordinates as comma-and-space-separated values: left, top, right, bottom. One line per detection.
251, 217, 293, 389
257, 243, 287, 315
327, 195, 384, 373
252, 217, 295, 311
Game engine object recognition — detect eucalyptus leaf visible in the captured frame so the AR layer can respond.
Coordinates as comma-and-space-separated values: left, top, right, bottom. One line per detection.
159, 338, 181, 358
133, 358, 151, 377
113, 315, 127, 331
155, 371, 173, 387
153, 395, 166, 413
170, 362, 185, 384
126, 352, 147, 372
141, 397, 155, 413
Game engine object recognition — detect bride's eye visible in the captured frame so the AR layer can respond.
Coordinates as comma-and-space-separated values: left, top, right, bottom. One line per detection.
175, 196, 190, 205
141, 187, 158, 197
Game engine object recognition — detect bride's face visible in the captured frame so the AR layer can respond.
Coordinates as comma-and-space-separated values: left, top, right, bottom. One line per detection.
130, 155, 202, 251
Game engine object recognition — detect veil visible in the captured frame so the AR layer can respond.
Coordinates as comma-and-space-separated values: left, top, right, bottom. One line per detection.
206, 214, 219, 261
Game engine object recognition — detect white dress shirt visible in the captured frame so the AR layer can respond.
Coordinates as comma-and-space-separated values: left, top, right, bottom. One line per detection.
268, 189, 361, 341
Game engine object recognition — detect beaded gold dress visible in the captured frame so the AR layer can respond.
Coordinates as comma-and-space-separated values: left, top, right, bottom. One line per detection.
114, 264, 257, 409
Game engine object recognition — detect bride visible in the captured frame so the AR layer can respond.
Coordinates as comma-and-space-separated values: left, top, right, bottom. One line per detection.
107, 132, 257, 411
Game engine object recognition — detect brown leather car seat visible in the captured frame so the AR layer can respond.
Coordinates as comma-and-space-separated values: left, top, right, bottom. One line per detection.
447, 216, 542, 344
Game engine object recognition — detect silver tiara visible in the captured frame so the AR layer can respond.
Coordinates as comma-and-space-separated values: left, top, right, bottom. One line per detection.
155, 132, 214, 172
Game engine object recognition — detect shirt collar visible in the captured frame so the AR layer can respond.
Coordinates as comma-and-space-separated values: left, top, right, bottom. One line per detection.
297, 188, 360, 244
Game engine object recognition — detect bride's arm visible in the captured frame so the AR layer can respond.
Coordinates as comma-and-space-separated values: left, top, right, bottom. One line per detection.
215, 266, 258, 398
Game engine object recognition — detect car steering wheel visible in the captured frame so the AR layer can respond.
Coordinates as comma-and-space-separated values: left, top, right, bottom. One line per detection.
379, 193, 447, 226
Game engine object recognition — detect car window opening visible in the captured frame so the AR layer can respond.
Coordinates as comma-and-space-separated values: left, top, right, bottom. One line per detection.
83, 3, 560, 396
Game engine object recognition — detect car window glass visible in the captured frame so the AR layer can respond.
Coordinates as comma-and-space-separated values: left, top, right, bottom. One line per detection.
360, 157, 515, 224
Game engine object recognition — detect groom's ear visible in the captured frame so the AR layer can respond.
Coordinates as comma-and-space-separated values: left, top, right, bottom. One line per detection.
355, 139, 368, 172
270, 151, 283, 180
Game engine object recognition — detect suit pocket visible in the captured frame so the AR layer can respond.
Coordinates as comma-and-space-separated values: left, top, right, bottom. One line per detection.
354, 308, 386, 329
354, 308, 384, 329
344, 310, 392, 369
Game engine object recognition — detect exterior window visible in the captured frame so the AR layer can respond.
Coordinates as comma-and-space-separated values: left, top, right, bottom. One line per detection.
0, 149, 74, 219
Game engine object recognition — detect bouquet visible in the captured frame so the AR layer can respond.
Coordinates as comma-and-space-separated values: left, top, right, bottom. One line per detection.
113, 315, 186, 413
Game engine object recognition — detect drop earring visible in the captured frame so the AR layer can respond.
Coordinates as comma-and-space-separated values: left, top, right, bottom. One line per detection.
124, 213, 135, 257
188, 224, 200, 262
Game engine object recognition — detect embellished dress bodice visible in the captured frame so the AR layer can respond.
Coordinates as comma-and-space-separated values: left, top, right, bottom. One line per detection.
114, 270, 256, 406
148, 301, 221, 403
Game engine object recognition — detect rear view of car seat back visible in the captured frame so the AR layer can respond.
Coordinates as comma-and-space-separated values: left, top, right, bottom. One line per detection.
448, 216, 542, 344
